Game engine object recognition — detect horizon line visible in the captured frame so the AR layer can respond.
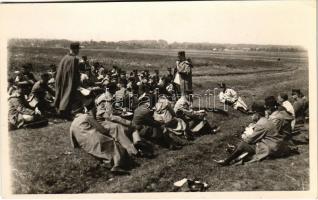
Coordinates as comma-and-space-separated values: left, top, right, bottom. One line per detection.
8, 37, 306, 49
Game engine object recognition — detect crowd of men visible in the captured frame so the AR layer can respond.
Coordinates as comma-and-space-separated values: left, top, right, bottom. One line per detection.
8, 42, 309, 174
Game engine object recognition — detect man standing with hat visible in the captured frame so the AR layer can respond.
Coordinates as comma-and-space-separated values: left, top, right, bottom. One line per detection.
174, 51, 193, 96
54, 42, 82, 119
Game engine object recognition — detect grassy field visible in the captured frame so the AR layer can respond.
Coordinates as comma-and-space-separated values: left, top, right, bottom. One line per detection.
8, 46, 309, 193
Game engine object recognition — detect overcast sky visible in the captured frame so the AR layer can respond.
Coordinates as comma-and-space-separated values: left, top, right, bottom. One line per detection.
0, 1, 316, 47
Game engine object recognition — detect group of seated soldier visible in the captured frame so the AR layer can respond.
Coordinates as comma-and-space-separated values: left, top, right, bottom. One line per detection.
7, 59, 309, 174
8, 63, 56, 129
7, 58, 181, 129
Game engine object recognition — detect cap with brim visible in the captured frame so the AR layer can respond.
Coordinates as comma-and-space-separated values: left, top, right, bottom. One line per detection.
264, 96, 279, 108
138, 93, 150, 104
178, 51, 185, 57
80, 96, 95, 112
292, 89, 301, 95
22, 65, 32, 69
70, 42, 81, 49
218, 82, 226, 88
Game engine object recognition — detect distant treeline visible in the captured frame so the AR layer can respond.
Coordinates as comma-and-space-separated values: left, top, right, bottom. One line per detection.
8, 38, 306, 52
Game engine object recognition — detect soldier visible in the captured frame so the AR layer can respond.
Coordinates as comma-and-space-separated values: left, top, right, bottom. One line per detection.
153, 70, 160, 84
47, 64, 57, 91
132, 96, 182, 150
8, 85, 47, 130
277, 93, 295, 130
218, 82, 249, 113
291, 89, 308, 124
166, 67, 174, 83
215, 102, 293, 166
28, 72, 55, 114
54, 42, 82, 119
70, 98, 132, 175
15, 63, 37, 97
174, 51, 193, 96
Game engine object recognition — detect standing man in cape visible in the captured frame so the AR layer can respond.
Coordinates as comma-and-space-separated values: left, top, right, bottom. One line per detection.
54, 42, 82, 119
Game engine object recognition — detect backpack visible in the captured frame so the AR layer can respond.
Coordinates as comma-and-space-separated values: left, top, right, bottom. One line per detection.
176, 61, 191, 75
153, 99, 174, 123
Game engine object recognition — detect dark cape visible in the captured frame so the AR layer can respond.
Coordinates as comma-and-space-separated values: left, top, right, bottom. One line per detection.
54, 53, 80, 113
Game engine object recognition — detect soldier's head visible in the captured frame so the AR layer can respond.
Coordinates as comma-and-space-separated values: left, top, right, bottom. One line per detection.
167, 67, 172, 74
70, 42, 81, 55
291, 89, 302, 100
12, 84, 23, 97
218, 82, 227, 92
148, 76, 154, 83
264, 96, 279, 114
40, 73, 50, 84
251, 101, 266, 122
277, 93, 288, 105
120, 72, 126, 79
82, 96, 96, 116
142, 76, 148, 84
98, 67, 105, 76
138, 93, 151, 108
49, 64, 57, 73
117, 80, 125, 89
82, 55, 88, 62
22, 63, 33, 74
178, 51, 186, 61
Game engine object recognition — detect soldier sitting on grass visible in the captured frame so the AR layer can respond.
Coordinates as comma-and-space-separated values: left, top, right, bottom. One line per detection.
8, 85, 48, 130
132, 95, 183, 150
28, 72, 55, 115
214, 101, 296, 166
291, 89, 309, 124
218, 82, 251, 114
70, 98, 133, 175
174, 92, 219, 138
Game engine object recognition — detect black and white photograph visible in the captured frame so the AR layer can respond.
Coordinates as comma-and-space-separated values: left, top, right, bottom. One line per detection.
0, 1, 317, 198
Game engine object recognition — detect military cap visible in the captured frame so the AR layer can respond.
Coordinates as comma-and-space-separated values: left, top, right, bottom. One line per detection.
22, 63, 33, 69
292, 89, 301, 95
82, 96, 95, 111
279, 93, 288, 101
264, 96, 279, 108
178, 51, 186, 57
49, 64, 56, 70
251, 101, 266, 115
218, 82, 226, 89
70, 42, 81, 50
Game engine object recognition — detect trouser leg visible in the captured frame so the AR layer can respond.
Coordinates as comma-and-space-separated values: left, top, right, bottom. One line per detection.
224, 141, 255, 164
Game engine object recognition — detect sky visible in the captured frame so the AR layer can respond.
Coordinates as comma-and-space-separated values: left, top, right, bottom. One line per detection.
0, 1, 316, 47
